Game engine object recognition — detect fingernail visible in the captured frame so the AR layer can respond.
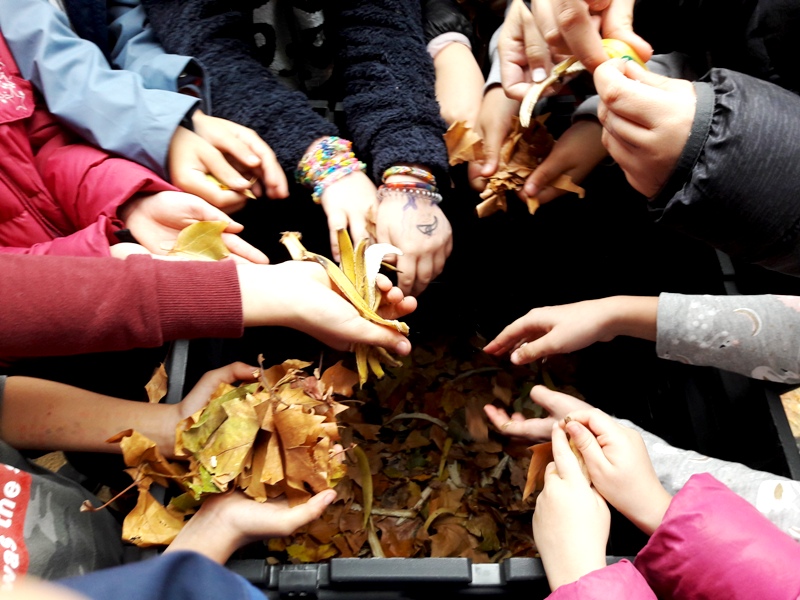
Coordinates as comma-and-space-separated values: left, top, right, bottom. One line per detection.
248, 155, 259, 164
510, 351, 520, 364
322, 489, 337, 504
396, 340, 410, 354
533, 68, 547, 83
526, 183, 538, 197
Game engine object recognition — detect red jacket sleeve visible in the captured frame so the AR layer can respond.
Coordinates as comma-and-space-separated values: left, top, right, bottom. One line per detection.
0, 218, 116, 257
635, 473, 800, 599
546, 561, 657, 600
0, 254, 243, 360
28, 109, 177, 239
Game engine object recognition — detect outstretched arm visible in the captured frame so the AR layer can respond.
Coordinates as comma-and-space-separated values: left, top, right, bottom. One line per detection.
484, 296, 657, 365
0, 363, 257, 457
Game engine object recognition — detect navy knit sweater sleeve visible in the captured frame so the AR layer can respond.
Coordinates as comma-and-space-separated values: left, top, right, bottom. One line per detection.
329, 0, 450, 184
140, 0, 337, 174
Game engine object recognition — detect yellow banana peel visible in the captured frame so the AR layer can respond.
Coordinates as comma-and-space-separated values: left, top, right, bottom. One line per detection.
280, 231, 407, 386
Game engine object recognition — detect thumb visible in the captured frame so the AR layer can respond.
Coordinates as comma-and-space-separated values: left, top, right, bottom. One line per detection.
352, 322, 411, 357
509, 330, 561, 364
564, 419, 607, 471
282, 488, 337, 532
620, 60, 675, 90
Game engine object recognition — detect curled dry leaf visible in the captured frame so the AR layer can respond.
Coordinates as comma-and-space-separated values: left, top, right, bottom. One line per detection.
144, 363, 168, 404
443, 120, 585, 219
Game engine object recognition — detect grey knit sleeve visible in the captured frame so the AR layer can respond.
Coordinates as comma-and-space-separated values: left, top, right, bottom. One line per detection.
620, 418, 800, 541
656, 293, 800, 384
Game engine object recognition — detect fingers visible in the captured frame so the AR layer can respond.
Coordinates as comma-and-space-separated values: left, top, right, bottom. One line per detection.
600, 0, 652, 62
220, 233, 269, 264
214, 128, 289, 200
411, 255, 434, 297
395, 254, 416, 297
564, 407, 620, 440
278, 489, 337, 534
499, 0, 550, 101
485, 403, 557, 441
551, 0, 607, 72
551, 423, 582, 480
529, 385, 593, 418
563, 418, 607, 469
197, 362, 259, 389
484, 312, 546, 356
595, 60, 673, 128
173, 167, 249, 212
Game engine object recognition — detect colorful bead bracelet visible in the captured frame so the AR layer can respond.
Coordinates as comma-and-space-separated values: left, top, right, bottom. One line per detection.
296, 136, 366, 203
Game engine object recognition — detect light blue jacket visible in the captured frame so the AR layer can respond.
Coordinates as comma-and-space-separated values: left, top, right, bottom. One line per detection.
0, 0, 202, 178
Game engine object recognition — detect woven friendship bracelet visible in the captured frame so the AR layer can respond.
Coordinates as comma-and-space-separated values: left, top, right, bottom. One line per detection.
296, 136, 366, 203
382, 165, 437, 186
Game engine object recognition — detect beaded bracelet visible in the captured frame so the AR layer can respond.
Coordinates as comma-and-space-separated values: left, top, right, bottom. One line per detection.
380, 181, 439, 194
376, 183, 442, 205
382, 165, 437, 186
296, 136, 366, 203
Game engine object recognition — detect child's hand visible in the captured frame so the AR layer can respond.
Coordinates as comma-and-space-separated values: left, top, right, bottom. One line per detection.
176, 362, 259, 423
191, 110, 289, 200
467, 86, 520, 192
522, 120, 607, 203
564, 408, 672, 535
594, 59, 696, 197
166, 488, 337, 564
168, 126, 253, 212
533, 422, 610, 591
485, 385, 593, 442
236, 261, 413, 356
120, 191, 269, 264
374, 186, 453, 297
319, 171, 378, 262
484, 296, 657, 364
434, 42, 485, 127
484, 297, 622, 365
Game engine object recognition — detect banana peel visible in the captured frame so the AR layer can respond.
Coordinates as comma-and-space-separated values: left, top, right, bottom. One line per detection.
280, 231, 406, 387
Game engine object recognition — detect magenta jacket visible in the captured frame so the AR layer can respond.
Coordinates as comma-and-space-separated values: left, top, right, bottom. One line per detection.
0, 32, 175, 257
548, 473, 800, 599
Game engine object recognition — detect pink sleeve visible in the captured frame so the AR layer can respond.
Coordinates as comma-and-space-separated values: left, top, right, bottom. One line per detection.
635, 473, 800, 600
546, 561, 656, 599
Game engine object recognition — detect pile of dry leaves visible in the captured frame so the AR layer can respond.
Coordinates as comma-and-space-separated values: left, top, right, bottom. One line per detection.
261, 334, 581, 563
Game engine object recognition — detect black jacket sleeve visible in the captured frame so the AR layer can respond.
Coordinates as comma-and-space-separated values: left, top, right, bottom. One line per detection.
422, 0, 474, 45
330, 0, 450, 186
651, 68, 800, 275
140, 0, 337, 174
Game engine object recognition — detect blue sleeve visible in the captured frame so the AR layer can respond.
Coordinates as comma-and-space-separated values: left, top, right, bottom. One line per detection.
107, 0, 210, 107
59, 551, 259, 600
0, 0, 197, 179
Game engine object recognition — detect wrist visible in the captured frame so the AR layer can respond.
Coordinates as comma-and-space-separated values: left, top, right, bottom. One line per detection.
159, 404, 183, 459
543, 552, 607, 591
629, 486, 672, 536
296, 136, 366, 203
605, 296, 658, 342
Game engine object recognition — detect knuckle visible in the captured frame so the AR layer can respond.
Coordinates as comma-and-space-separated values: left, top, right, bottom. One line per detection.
555, 5, 585, 34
